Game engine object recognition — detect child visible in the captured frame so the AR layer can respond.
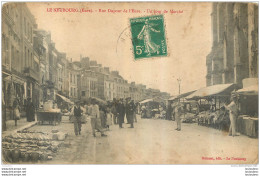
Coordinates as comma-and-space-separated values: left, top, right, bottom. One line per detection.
106, 107, 113, 130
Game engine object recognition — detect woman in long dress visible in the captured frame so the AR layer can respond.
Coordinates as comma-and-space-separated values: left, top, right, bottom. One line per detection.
106, 108, 113, 130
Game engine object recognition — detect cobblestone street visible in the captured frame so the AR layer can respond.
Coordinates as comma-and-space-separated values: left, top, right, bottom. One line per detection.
27, 115, 258, 164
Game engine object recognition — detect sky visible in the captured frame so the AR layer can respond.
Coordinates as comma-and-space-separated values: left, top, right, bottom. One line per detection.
27, 2, 212, 96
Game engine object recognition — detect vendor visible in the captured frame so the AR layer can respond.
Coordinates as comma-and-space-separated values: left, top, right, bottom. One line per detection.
225, 95, 239, 137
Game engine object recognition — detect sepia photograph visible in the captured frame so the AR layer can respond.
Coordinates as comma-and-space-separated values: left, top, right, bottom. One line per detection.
1, 2, 259, 165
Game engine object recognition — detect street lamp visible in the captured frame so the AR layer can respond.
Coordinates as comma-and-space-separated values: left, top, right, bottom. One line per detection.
177, 78, 181, 96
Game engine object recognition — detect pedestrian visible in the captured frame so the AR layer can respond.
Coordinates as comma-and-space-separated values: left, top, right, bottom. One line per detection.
70, 101, 83, 136
166, 104, 172, 120
134, 102, 137, 123
111, 98, 118, 124
26, 98, 35, 122
14, 103, 20, 126
126, 98, 135, 128
225, 95, 239, 137
174, 101, 183, 131
100, 105, 106, 128
90, 99, 107, 137
171, 103, 175, 121
106, 107, 113, 130
117, 99, 125, 128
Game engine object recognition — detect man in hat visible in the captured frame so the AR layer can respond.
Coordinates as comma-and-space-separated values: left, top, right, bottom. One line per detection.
125, 97, 131, 124
174, 101, 183, 131
111, 98, 118, 124
225, 95, 239, 137
125, 98, 135, 128
117, 98, 125, 128
72, 101, 83, 136
26, 97, 35, 122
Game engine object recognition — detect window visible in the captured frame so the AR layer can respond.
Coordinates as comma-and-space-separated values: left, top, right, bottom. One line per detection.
11, 45, 14, 68
82, 91, 85, 97
70, 87, 72, 96
24, 47, 26, 67
16, 50, 19, 71
27, 50, 29, 67
24, 18, 26, 33
3, 36, 10, 65
31, 53, 33, 67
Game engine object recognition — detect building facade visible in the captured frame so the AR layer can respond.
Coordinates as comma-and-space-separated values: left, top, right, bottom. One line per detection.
206, 3, 258, 88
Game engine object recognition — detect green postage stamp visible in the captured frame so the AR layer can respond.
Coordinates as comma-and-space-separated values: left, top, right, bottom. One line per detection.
130, 15, 167, 60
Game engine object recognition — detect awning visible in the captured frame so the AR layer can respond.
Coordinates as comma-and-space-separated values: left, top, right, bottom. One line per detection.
237, 85, 258, 95
140, 99, 153, 104
168, 96, 178, 101
168, 90, 196, 101
186, 83, 234, 99
56, 94, 74, 104
91, 97, 107, 104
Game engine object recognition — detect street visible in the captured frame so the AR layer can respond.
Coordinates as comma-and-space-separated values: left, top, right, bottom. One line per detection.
28, 115, 258, 164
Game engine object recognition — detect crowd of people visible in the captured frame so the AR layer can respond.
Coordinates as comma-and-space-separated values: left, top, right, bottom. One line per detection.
70, 97, 138, 137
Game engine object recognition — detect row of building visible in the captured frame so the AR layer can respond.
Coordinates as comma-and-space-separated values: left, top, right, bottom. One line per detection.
2, 3, 170, 121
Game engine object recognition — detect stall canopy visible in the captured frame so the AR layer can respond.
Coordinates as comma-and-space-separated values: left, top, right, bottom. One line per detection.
168, 90, 196, 101
56, 94, 74, 104
237, 85, 258, 95
186, 83, 234, 99
140, 99, 153, 104
91, 97, 107, 105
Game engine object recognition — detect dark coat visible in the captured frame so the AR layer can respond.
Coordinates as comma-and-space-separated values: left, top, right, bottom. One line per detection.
26, 102, 35, 121
117, 103, 125, 117
126, 102, 135, 115
74, 106, 82, 117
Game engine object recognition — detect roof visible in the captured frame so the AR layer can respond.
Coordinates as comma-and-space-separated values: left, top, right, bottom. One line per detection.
237, 85, 258, 95
186, 83, 234, 99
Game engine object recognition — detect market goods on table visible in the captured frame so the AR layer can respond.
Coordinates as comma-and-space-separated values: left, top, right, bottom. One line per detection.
2, 130, 68, 163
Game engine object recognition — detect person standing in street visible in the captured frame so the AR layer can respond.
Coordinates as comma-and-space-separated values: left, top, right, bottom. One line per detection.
72, 101, 83, 136
99, 105, 106, 128
126, 98, 135, 128
125, 98, 131, 124
174, 101, 183, 131
106, 107, 113, 130
26, 98, 35, 122
225, 95, 239, 137
111, 98, 118, 124
117, 99, 125, 128
90, 99, 107, 137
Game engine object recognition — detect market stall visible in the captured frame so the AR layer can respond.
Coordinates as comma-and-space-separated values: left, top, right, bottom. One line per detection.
185, 83, 235, 130
56, 93, 74, 113
167, 90, 196, 121
37, 101, 62, 125
140, 99, 160, 118
236, 79, 258, 138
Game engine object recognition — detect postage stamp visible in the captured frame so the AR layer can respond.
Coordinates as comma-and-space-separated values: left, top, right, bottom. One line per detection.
130, 15, 167, 60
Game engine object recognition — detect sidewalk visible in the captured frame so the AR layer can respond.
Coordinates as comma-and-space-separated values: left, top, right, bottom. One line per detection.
2, 117, 37, 137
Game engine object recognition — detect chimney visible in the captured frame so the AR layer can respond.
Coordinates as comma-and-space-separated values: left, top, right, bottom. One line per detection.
104, 67, 110, 73
81, 57, 90, 68
90, 60, 97, 66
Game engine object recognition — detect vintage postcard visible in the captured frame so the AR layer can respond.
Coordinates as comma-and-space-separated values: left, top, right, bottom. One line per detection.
1, 2, 258, 165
